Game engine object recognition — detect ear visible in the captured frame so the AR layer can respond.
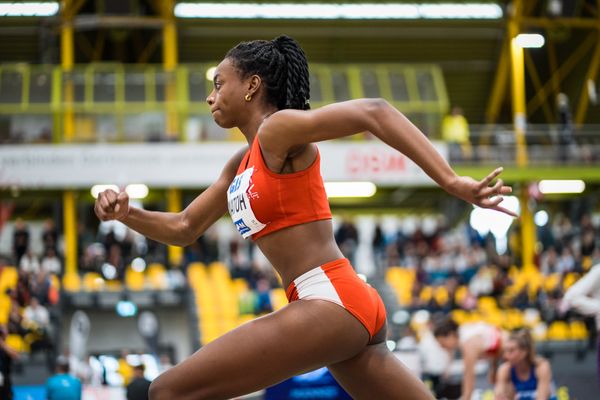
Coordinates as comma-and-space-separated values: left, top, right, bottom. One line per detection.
246, 74, 262, 97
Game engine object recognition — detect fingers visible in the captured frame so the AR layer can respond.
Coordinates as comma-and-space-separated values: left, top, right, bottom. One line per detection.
477, 167, 504, 190
491, 205, 519, 218
94, 189, 122, 221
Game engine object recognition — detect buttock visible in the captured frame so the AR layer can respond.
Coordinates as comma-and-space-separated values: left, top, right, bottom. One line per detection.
285, 258, 386, 341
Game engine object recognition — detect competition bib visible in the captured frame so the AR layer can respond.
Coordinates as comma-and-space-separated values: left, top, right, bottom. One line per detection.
227, 167, 266, 238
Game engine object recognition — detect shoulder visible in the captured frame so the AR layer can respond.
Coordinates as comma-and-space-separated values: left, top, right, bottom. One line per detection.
534, 357, 552, 376
498, 362, 511, 380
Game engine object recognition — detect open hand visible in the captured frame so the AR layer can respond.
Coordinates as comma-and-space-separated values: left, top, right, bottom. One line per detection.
94, 189, 130, 221
447, 167, 517, 217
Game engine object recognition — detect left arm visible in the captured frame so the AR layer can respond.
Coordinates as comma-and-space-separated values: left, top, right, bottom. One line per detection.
260, 99, 515, 215
534, 359, 553, 400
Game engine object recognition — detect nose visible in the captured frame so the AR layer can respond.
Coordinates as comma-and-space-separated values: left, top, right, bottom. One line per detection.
207, 90, 215, 106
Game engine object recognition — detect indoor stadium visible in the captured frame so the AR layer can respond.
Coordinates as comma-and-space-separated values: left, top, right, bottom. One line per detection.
0, 1, 598, 399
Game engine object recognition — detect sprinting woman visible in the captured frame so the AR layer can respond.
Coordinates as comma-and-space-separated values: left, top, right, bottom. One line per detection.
95, 35, 515, 400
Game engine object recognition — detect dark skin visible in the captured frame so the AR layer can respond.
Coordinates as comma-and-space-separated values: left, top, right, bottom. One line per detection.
95, 57, 514, 400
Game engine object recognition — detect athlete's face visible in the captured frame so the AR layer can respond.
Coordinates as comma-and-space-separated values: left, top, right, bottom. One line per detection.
206, 58, 249, 129
503, 339, 526, 364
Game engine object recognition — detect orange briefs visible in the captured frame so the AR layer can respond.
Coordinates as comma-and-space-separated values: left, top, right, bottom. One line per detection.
286, 258, 386, 340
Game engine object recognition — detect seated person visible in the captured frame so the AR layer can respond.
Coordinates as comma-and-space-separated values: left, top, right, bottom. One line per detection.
494, 328, 557, 400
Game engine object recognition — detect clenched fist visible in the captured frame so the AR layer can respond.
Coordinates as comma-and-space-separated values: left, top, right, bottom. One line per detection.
94, 189, 130, 221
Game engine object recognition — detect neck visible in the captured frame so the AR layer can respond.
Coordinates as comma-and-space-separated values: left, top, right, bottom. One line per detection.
239, 107, 278, 144
514, 360, 531, 374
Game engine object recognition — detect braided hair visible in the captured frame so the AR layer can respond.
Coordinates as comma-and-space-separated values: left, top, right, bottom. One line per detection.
225, 35, 310, 110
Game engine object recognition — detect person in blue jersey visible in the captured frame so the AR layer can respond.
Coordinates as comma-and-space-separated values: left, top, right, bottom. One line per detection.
494, 329, 557, 400
46, 356, 82, 400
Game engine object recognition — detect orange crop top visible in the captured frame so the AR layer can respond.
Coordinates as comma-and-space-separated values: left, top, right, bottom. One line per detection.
227, 136, 332, 240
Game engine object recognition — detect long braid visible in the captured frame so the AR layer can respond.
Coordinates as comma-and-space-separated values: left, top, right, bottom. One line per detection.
226, 35, 310, 111
272, 35, 310, 110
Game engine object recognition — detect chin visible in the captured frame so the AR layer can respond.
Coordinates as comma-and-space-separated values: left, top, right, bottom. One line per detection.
213, 116, 235, 129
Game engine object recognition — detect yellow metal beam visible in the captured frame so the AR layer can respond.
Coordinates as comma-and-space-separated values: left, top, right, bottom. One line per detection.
575, 32, 600, 126
485, 38, 509, 124
520, 17, 600, 29
63, 191, 78, 276
527, 32, 596, 116
520, 189, 536, 270
61, 0, 75, 142
524, 51, 554, 123
167, 188, 183, 267
545, 36, 561, 113
508, 0, 528, 168
162, 0, 179, 141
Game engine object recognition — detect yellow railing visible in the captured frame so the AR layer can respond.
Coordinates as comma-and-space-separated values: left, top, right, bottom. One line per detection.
0, 62, 449, 142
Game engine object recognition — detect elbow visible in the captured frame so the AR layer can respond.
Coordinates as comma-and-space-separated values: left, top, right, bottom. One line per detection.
364, 98, 391, 115
175, 214, 197, 247
362, 98, 392, 130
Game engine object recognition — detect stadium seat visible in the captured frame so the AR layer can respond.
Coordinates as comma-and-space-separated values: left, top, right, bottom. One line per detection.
125, 268, 145, 291
0, 266, 18, 290
569, 320, 589, 340
547, 321, 570, 341
82, 272, 104, 291
147, 263, 168, 290
6, 334, 29, 353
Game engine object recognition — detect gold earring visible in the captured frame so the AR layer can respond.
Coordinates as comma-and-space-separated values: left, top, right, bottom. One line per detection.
245, 94, 252, 102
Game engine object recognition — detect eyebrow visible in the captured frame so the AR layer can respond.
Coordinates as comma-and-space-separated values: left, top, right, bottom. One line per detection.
213, 73, 221, 80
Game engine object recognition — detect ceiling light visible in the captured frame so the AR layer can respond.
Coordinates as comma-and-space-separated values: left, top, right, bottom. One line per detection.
538, 180, 585, 194
515, 33, 545, 48
174, 3, 503, 20
325, 182, 376, 198
0, 2, 59, 17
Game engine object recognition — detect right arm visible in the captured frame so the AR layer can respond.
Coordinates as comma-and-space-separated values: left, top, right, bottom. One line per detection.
494, 362, 514, 400
461, 342, 479, 400
94, 148, 247, 247
563, 265, 600, 316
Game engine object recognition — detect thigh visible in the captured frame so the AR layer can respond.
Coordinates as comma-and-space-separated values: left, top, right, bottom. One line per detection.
329, 342, 435, 400
150, 299, 369, 400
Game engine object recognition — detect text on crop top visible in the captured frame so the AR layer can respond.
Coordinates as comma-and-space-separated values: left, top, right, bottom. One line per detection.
226, 137, 332, 240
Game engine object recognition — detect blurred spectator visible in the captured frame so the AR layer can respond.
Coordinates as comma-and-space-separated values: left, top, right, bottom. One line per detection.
46, 355, 82, 400
23, 297, 50, 334
41, 248, 62, 276
157, 354, 174, 375
12, 219, 29, 266
18, 251, 40, 276
0, 325, 19, 400
372, 223, 386, 276
29, 272, 50, 305
494, 329, 556, 400
335, 219, 359, 265
118, 349, 134, 386
7, 295, 25, 336
126, 364, 151, 400
561, 263, 600, 386
556, 93, 574, 163
255, 278, 273, 314
42, 219, 59, 255
441, 106, 471, 161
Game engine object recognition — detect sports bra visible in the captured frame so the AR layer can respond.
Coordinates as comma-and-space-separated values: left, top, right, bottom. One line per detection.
227, 136, 332, 240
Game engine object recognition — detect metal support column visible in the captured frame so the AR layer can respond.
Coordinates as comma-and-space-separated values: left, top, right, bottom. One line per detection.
508, 0, 536, 270
63, 191, 78, 276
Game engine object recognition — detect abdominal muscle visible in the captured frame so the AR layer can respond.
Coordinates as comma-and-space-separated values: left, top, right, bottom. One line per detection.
255, 219, 345, 288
